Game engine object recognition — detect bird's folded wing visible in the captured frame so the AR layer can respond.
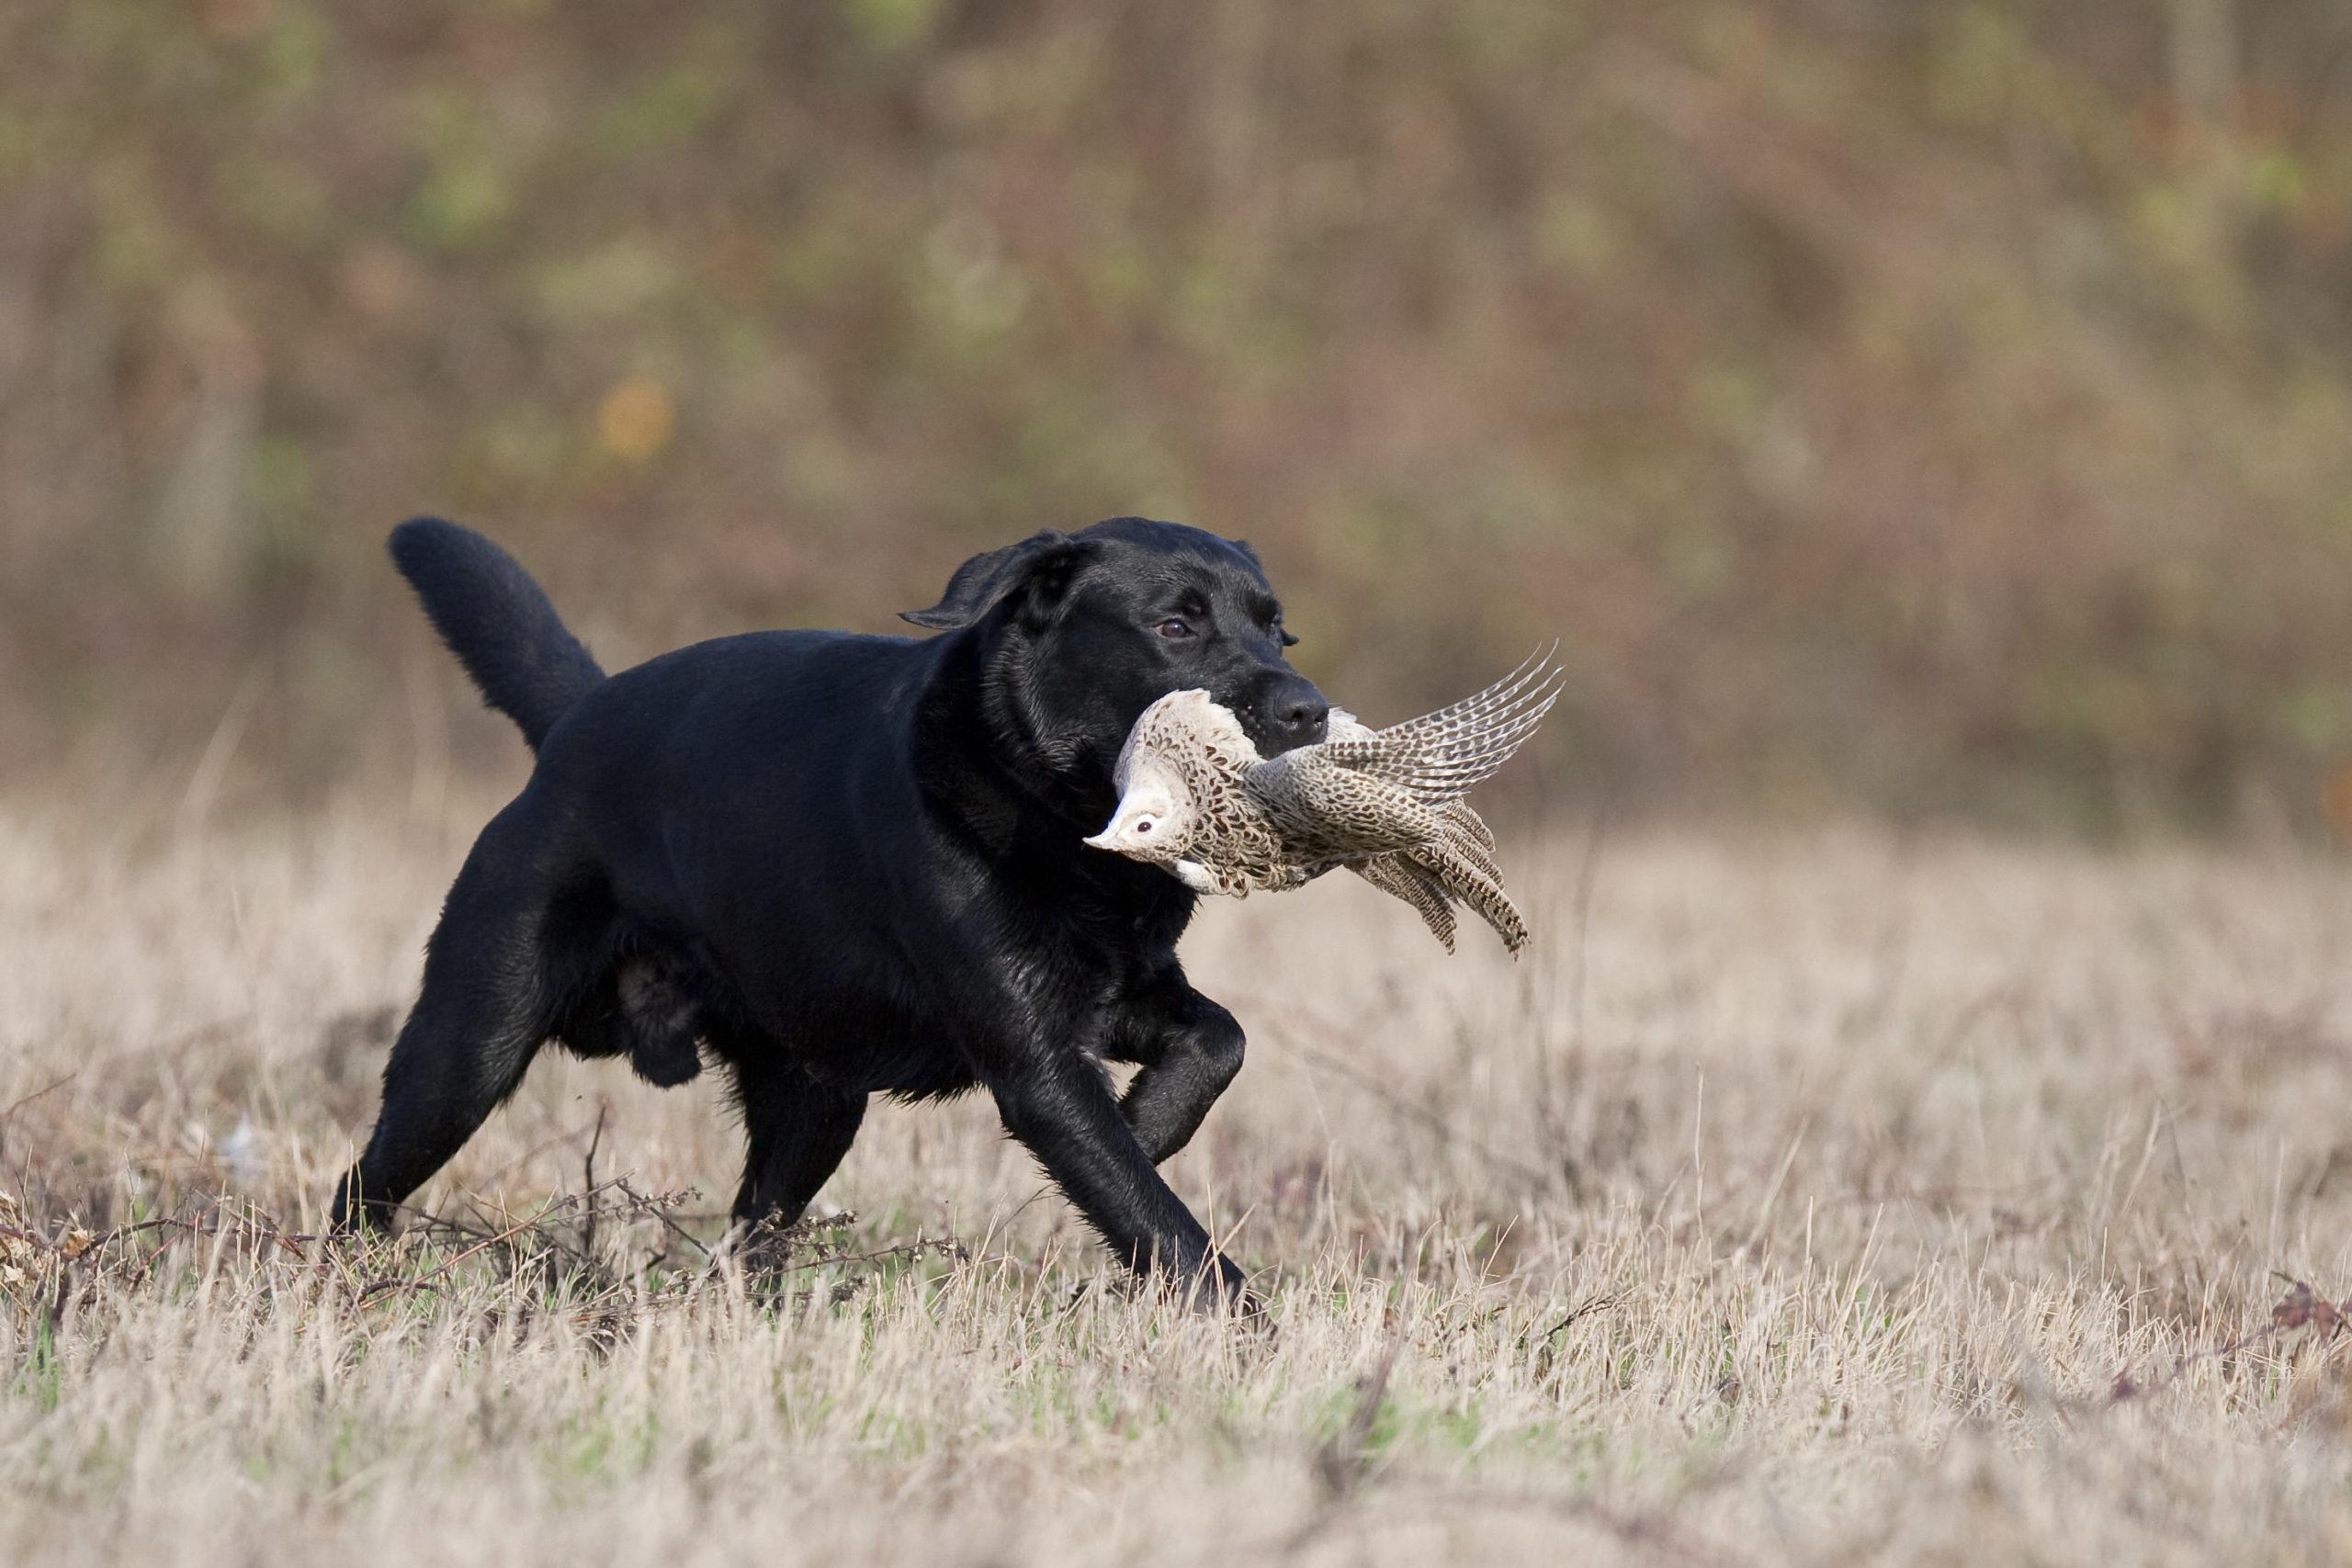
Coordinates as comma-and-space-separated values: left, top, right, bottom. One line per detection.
1255, 755, 1445, 856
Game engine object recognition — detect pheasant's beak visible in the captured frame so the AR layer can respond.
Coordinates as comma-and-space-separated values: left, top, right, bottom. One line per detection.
1086, 803, 1163, 856
1083, 807, 1135, 852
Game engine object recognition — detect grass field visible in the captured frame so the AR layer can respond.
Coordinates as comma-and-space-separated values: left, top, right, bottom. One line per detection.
7, 793, 2352, 1564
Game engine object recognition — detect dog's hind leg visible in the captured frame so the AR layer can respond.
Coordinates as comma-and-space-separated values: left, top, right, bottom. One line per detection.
723, 1045, 868, 1234
330, 800, 568, 1232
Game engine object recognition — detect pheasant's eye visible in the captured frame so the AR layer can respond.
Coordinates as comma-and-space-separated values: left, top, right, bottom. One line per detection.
1157, 617, 1195, 639
1134, 818, 1155, 835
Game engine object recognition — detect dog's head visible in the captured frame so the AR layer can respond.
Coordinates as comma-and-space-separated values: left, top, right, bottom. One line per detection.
905, 517, 1328, 803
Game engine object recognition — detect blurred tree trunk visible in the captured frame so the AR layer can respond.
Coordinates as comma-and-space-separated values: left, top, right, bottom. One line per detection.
2170, 0, 2238, 132
2169, 0, 2250, 282
150, 293, 263, 607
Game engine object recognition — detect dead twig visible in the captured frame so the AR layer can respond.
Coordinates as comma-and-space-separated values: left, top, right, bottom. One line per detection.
0, 1073, 78, 1122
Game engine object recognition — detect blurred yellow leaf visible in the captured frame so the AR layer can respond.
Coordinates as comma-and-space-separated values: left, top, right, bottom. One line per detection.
597, 379, 674, 462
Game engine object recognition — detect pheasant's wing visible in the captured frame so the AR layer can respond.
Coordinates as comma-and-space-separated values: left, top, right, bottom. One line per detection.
1376, 648, 1563, 796
1379, 645, 1560, 749
1407, 841, 1531, 956
1326, 649, 1565, 804
1350, 857, 1458, 953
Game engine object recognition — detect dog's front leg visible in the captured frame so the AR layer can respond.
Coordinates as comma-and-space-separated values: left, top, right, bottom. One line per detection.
1103, 978, 1244, 1166
987, 1043, 1252, 1310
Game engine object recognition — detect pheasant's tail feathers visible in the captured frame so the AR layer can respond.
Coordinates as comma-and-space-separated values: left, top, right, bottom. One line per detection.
1351, 857, 1460, 953
1493, 898, 1532, 957
1461, 874, 1531, 956
1434, 798, 1500, 870
1401, 839, 1529, 956
1348, 645, 1565, 801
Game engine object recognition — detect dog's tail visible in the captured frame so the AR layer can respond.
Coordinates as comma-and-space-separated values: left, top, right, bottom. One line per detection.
390, 517, 606, 752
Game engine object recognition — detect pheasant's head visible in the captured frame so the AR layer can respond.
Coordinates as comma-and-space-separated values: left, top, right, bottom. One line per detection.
1083, 755, 1198, 864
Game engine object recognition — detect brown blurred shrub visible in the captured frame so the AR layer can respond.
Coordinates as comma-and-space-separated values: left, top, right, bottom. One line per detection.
4, 0, 2350, 830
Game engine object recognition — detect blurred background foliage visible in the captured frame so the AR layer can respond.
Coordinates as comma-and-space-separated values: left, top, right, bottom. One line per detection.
6, 0, 2352, 831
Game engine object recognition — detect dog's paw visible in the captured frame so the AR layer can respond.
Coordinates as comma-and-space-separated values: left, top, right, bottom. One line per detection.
1178, 1258, 1269, 1328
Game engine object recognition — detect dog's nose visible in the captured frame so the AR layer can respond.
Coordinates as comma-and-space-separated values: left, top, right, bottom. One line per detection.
1273, 694, 1329, 746
1241, 674, 1329, 755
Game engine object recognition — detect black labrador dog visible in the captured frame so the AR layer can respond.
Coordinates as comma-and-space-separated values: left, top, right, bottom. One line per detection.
330, 516, 1329, 1306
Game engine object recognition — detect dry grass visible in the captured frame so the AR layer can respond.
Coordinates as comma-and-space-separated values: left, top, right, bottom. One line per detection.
7, 792, 2352, 1563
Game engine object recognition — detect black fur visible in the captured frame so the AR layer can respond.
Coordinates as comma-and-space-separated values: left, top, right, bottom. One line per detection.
552, 949, 709, 1089
389, 518, 605, 752
332, 516, 1329, 1307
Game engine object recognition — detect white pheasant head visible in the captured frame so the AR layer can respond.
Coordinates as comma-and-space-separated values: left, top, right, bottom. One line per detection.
1083, 751, 1195, 860
1084, 689, 1243, 863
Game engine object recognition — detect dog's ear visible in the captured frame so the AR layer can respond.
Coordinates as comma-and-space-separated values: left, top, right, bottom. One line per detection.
901, 530, 1091, 631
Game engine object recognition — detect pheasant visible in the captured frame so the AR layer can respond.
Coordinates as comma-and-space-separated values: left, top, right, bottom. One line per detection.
1083, 651, 1559, 953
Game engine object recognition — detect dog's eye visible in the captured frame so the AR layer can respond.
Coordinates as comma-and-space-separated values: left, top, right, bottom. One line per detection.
1157, 618, 1195, 640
